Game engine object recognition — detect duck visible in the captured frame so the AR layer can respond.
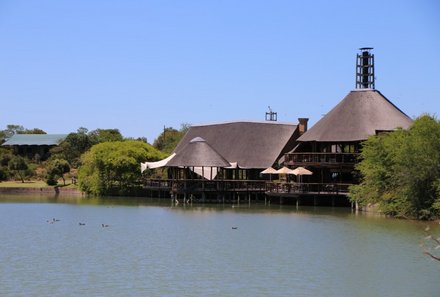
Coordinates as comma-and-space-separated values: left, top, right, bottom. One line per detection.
79, 222, 86, 226
102, 224, 109, 227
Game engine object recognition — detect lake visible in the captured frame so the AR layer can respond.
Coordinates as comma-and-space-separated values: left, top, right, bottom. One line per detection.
0, 194, 439, 297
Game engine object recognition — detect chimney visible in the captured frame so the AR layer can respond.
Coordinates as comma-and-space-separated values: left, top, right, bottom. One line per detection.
298, 118, 308, 135
356, 47, 375, 89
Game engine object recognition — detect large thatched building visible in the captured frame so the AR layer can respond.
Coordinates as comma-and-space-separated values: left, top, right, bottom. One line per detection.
142, 48, 414, 204
143, 120, 306, 179
141, 120, 307, 201
284, 48, 413, 193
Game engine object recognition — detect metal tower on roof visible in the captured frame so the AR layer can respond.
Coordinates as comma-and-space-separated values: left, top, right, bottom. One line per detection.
265, 106, 277, 121
356, 47, 375, 89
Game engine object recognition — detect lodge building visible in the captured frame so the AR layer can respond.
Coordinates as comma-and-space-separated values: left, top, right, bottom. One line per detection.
142, 48, 413, 205
2, 134, 67, 161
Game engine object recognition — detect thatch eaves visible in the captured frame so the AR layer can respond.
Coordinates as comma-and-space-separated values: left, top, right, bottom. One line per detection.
298, 89, 413, 142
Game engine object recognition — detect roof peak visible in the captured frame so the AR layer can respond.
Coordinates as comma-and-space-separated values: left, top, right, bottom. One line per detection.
192, 120, 297, 127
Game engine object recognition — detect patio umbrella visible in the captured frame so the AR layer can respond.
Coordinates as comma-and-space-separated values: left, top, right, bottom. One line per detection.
292, 167, 313, 185
276, 166, 295, 174
276, 166, 295, 182
261, 167, 278, 174
291, 167, 313, 176
260, 167, 278, 181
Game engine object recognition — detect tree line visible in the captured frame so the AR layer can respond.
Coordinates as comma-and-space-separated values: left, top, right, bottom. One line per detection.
0, 124, 189, 195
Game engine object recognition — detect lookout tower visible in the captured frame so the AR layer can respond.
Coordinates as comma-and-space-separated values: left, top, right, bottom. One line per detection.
356, 47, 375, 89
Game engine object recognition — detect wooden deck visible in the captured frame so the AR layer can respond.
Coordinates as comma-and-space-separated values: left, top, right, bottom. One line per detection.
142, 179, 352, 205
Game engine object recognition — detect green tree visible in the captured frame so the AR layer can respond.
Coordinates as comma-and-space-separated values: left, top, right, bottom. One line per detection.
46, 159, 70, 185
52, 127, 126, 168
153, 123, 190, 154
52, 127, 94, 167
0, 167, 7, 181
18, 128, 47, 134
350, 114, 440, 220
78, 140, 165, 195
88, 128, 123, 143
0, 148, 13, 180
1, 125, 24, 141
8, 156, 29, 183
5, 124, 24, 136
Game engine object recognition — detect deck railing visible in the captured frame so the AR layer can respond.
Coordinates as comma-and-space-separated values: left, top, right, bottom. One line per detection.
284, 152, 359, 166
142, 179, 267, 193
265, 182, 351, 195
142, 179, 351, 195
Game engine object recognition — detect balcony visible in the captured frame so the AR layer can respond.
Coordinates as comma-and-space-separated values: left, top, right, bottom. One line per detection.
285, 152, 359, 167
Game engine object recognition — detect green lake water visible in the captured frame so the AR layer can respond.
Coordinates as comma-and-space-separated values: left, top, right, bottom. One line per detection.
0, 194, 439, 297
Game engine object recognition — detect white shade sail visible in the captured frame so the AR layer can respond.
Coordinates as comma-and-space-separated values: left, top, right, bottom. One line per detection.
141, 153, 176, 173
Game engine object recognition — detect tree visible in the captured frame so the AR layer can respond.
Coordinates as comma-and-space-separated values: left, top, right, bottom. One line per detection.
46, 159, 70, 185
8, 156, 29, 183
52, 127, 94, 167
78, 140, 165, 195
153, 123, 190, 154
17, 128, 47, 134
349, 115, 440, 220
51, 127, 126, 168
88, 128, 123, 143
5, 125, 24, 136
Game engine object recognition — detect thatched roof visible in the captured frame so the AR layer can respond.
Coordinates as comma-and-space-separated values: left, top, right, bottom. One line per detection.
166, 137, 231, 167
174, 121, 298, 169
298, 89, 413, 142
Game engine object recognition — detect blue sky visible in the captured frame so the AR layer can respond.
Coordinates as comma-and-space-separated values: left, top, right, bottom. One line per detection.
0, 0, 439, 142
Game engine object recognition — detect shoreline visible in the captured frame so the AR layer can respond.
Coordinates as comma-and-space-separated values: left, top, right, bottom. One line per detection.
0, 186, 83, 196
